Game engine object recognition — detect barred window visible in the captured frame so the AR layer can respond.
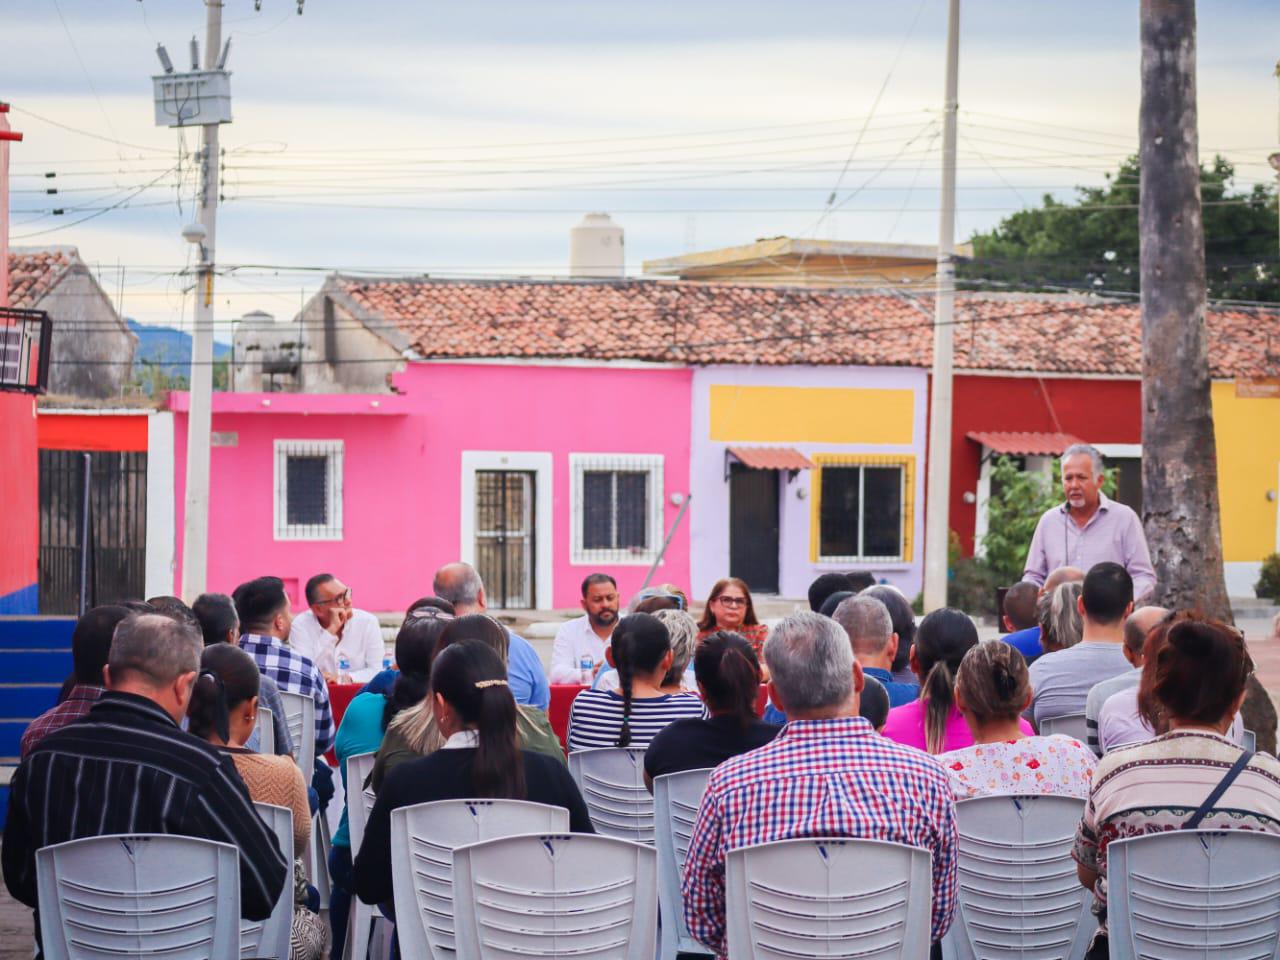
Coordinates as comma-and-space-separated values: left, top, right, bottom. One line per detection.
274, 440, 344, 540
815, 456, 914, 563
571, 454, 663, 565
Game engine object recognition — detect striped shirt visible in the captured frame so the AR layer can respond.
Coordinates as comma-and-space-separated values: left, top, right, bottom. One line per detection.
682, 716, 958, 956
566, 689, 707, 751
241, 632, 335, 754
1, 691, 288, 922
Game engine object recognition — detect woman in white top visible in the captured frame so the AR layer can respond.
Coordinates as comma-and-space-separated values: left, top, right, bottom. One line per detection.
567, 613, 705, 751
940, 641, 1097, 800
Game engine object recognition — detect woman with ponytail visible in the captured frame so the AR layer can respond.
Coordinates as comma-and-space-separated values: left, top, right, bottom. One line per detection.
643, 631, 778, 787
881, 608, 1035, 754
188, 644, 325, 960
939, 642, 1095, 799
566, 613, 706, 752
353, 639, 592, 909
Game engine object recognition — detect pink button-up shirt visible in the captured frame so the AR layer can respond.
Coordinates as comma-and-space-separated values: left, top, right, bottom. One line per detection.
1022, 492, 1156, 600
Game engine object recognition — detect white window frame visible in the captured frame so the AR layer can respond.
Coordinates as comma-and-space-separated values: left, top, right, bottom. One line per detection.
569, 453, 664, 566
817, 461, 907, 564
273, 439, 344, 541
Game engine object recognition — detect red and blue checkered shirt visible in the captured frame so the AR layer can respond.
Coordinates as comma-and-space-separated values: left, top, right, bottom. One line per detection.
681, 716, 958, 955
19, 684, 103, 759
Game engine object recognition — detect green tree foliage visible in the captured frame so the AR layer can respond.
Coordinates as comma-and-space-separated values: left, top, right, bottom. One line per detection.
960, 156, 1279, 302
1256, 553, 1280, 601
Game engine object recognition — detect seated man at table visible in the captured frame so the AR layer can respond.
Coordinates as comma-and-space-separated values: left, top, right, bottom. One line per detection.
288, 573, 387, 684
682, 611, 957, 956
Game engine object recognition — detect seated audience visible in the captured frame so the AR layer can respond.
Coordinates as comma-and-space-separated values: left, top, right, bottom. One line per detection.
846, 571, 877, 592
188, 644, 325, 960
1097, 612, 1244, 753
1001, 581, 1043, 660
289, 573, 387, 683
353, 640, 593, 908
593, 607, 698, 693
644, 631, 779, 786
858, 675, 890, 731
20, 604, 130, 758
882, 608, 1034, 754
832, 594, 920, 707
193, 591, 293, 756
817, 589, 855, 618
863, 584, 918, 685
941, 642, 1096, 800
356, 597, 456, 696
681, 612, 957, 955
807, 572, 855, 612
1083, 605, 1168, 753
1075, 615, 1280, 959
696, 577, 768, 658
2, 613, 288, 924
1028, 563, 1134, 728
373, 613, 563, 789
1043, 580, 1084, 654
146, 595, 200, 626
567, 613, 706, 751
549, 573, 619, 684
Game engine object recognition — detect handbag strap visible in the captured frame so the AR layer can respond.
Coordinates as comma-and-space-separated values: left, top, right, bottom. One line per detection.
1183, 748, 1254, 830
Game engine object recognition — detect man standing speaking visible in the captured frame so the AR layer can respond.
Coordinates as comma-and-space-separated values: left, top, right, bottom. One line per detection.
1022, 444, 1156, 602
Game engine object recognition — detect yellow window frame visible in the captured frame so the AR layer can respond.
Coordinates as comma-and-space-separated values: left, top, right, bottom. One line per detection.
809, 453, 915, 564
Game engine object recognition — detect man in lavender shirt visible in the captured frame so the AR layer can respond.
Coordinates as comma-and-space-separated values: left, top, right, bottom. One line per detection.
1022, 444, 1156, 602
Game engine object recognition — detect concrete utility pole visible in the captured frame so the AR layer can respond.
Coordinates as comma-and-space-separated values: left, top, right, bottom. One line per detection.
922, 0, 960, 612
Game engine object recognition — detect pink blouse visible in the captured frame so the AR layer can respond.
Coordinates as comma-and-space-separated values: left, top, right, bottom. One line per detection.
880, 699, 1034, 754
939, 736, 1097, 800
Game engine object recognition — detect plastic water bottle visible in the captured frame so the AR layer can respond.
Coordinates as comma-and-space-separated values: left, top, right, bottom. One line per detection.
337, 652, 351, 683
579, 654, 594, 686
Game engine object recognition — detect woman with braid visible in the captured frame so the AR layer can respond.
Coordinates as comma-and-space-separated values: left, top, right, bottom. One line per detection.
939, 642, 1095, 799
566, 613, 705, 752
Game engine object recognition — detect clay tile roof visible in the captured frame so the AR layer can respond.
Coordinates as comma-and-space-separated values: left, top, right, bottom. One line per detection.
728, 446, 816, 471
335, 276, 1280, 379
7, 247, 76, 308
966, 431, 1084, 456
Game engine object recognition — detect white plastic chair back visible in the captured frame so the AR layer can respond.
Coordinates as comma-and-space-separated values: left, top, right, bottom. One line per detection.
568, 747, 655, 842
725, 837, 932, 960
1038, 714, 1089, 743
1106, 830, 1280, 960
941, 794, 1093, 960
452, 832, 658, 960
1242, 728, 1257, 753
240, 803, 294, 960
391, 799, 569, 960
344, 751, 381, 960
278, 690, 315, 776
653, 768, 714, 959
36, 834, 241, 960
257, 706, 275, 754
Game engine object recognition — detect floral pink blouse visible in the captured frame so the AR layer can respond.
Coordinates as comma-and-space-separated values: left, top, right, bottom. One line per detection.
938, 736, 1097, 800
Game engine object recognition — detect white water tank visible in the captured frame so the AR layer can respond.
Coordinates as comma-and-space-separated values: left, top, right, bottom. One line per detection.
569, 212, 624, 278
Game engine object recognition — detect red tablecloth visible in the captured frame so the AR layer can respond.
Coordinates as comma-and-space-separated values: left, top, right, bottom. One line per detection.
325, 682, 363, 763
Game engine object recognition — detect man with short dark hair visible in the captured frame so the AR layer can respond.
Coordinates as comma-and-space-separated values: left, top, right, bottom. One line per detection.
288, 573, 386, 683
807, 572, 854, 613
1001, 581, 1043, 660
682, 611, 957, 956
234, 575, 335, 755
3, 614, 288, 924
19, 605, 131, 758
1027, 562, 1136, 728
831, 595, 919, 707
549, 573, 619, 684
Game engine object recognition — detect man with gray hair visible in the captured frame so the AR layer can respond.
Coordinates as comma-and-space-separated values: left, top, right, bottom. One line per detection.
832, 594, 920, 707
3, 614, 288, 927
682, 611, 957, 956
1022, 443, 1156, 601
433, 561, 549, 710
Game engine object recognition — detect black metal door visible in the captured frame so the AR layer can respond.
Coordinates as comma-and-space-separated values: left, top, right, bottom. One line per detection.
729, 464, 780, 594
38, 450, 147, 614
474, 470, 535, 609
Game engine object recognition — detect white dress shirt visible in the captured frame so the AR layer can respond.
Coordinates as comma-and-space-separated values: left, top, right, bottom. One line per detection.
288, 608, 387, 683
548, 615, 614, 684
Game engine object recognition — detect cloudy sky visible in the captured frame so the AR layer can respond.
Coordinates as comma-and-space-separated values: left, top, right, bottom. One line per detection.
4, 0, 1278, 332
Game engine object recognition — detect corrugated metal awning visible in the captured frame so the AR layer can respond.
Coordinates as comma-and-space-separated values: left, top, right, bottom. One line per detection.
726, 446, 815, 471
966, 430, 1083, 456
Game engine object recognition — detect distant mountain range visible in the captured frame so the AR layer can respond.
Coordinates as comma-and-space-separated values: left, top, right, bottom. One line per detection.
128, 319, 231, 377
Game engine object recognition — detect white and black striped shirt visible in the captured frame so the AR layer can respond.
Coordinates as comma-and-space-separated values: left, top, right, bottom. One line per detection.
567, 689, 707, 751
2, 691, 289, 922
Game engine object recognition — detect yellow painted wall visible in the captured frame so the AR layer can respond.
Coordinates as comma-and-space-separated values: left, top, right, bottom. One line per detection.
1212, 381, 1280, 562
709, 385, 915, 445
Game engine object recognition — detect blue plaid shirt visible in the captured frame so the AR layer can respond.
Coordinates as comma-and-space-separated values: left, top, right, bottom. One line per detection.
240, 633, 335, 754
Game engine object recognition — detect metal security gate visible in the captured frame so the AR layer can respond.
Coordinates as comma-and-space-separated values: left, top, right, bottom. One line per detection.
474, 470, 535, 609
729, 463, 780, 594
38, 450, 147, 614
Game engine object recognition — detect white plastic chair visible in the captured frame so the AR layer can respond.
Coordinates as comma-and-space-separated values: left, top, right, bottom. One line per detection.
257, 706, 275, 754
725, 837, 933, 960
653, 768, 714, 959
36, 834, 241, 960
1106, 830, 1280, 960
345, 751, 386, 960
452, 832, 658, 960
278, 690, 330, 908
568, 748, 655, 842
391, 799, 570, 960
1038, 714, 1089, 743
941, 794, 1093, 960
240, 803, 294, 960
